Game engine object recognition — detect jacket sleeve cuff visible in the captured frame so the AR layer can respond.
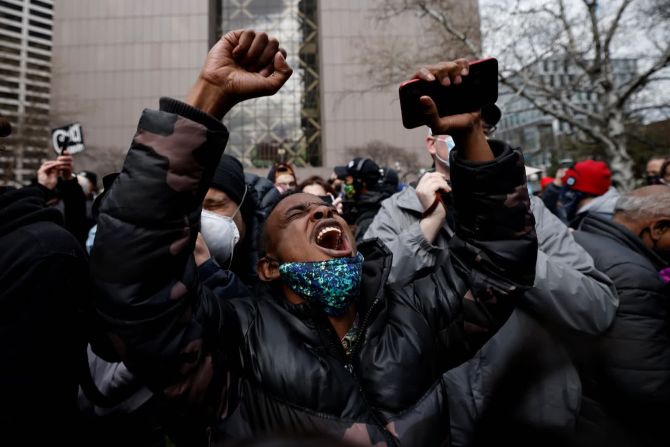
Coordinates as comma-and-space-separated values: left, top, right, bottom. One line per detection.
407, 220, 442, 254
197, 258, 221, 282
450, 140, 525, 196
449, 140, 532, 241
159, 97, 227, 133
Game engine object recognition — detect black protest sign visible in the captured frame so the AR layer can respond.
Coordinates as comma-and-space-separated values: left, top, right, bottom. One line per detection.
51, 123, 85, 154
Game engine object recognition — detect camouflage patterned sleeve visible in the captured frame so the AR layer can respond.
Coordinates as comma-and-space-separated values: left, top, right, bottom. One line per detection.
91, 97, 236, 410
447, 140, 538, 349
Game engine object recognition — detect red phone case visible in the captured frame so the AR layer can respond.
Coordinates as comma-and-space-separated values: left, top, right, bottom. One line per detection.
399, 58, 498, 129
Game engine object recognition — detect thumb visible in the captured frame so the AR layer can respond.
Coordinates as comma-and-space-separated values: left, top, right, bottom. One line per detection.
268, 51, 292, 91
420, 96, 440, 131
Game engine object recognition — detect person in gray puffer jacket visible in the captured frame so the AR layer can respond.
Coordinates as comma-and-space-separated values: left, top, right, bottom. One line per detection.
364, 139, 619, 446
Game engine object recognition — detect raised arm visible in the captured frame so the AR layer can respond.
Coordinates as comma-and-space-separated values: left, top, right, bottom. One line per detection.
408, 60, 538, 362
91, 30, 291, 406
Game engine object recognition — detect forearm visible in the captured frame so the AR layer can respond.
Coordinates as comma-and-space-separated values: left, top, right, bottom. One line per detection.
185, 78, 237, 120
449, 140, 537, 289
448, 141, 537, 347
452, 120, 493, 162
420, 208, 447, 244
91, 99, 230, 393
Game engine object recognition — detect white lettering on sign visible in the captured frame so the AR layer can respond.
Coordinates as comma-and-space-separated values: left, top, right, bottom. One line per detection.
52, 123, 85, 154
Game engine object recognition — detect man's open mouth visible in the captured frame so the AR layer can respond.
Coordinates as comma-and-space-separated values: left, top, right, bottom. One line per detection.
313, 220, 352, 257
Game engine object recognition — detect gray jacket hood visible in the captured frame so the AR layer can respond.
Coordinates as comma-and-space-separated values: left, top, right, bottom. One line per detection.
578, 187, 619, 217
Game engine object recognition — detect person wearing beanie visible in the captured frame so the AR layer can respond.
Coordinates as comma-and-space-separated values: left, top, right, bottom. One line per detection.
201, 154, 250, 271
203, 153, 282, 286
211, 154, 247, 206
560, 160, 619, 224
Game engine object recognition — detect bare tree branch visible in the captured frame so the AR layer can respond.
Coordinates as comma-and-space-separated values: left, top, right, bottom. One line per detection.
603, 0, 633, 54
415, 1, 480, 57
617, 44, 670, 108
557, 0, 590, 74
364, 0, 669, 190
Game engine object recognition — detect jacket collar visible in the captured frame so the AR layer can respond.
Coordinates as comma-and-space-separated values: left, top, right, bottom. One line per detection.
394, 187, 424, 215
577, 212, 667, 271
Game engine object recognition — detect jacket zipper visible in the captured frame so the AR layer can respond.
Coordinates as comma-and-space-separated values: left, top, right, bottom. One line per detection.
307, 303, 398, 447
349, 296, 401, 447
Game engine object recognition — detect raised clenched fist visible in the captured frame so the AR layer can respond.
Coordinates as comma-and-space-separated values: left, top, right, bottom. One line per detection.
186, 29, 293, 119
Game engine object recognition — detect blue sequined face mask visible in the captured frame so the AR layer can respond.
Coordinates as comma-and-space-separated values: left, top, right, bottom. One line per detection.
278, 253, 364, 316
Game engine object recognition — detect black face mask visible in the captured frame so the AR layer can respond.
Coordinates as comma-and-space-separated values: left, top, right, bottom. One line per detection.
646, 174, 662, 185
560, 188, 589, 223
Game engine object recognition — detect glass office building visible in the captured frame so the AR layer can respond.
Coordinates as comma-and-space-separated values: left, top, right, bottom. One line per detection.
211, 0, 321, 167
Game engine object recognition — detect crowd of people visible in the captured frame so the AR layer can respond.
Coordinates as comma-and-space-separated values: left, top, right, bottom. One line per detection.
0, 28, 669, 447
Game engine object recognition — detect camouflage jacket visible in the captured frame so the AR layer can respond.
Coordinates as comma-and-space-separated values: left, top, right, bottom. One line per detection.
91, 98, 537, 446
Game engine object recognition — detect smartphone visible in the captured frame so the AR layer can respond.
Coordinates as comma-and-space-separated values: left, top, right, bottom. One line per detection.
399, 58, 498, 129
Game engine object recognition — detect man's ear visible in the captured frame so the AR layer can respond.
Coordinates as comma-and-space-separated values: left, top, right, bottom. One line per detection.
425, 137, 436, 155
650, 219, 670, 241
257, 257, 280, 282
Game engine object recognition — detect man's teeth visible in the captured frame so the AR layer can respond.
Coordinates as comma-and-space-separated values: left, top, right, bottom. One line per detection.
317, 226, 342, 243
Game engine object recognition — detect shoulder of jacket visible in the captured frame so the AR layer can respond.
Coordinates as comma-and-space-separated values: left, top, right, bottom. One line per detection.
576, 231, 656, 276
384, 187, 423, 214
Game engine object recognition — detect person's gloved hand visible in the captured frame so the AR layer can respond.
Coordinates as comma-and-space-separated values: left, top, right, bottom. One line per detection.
186, 29, 293, 119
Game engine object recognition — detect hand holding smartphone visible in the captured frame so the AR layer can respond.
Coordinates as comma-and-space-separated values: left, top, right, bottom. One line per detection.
399, 58, 498, 129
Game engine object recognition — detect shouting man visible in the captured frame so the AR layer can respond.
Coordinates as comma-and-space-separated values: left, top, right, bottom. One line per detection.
91, 30, 537, 445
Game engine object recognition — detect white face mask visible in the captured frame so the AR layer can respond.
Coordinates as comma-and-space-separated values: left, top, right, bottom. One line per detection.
433, 135, 455, 167
200, 210, 240, 267
200, 187, 246, 267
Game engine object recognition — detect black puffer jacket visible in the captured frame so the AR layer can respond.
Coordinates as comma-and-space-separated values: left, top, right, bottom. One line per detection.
91, 98, 537, 446
573, 214, 670, 447
353, 190, 392, 244
0, 186, 89, 444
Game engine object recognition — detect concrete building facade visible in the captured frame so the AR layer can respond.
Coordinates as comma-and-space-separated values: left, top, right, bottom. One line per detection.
0, 0, 53, 185
50, 0, 480, 179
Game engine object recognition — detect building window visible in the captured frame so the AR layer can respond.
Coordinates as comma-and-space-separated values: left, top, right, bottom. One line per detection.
29, 8, 51, 19
30, 0, 53, 10
0, 0, 23, 12
28, 29, 51, 41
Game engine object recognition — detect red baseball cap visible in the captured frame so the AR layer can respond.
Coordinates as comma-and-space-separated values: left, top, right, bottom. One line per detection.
562, 160, 612, 196
540, 177, 554, 190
